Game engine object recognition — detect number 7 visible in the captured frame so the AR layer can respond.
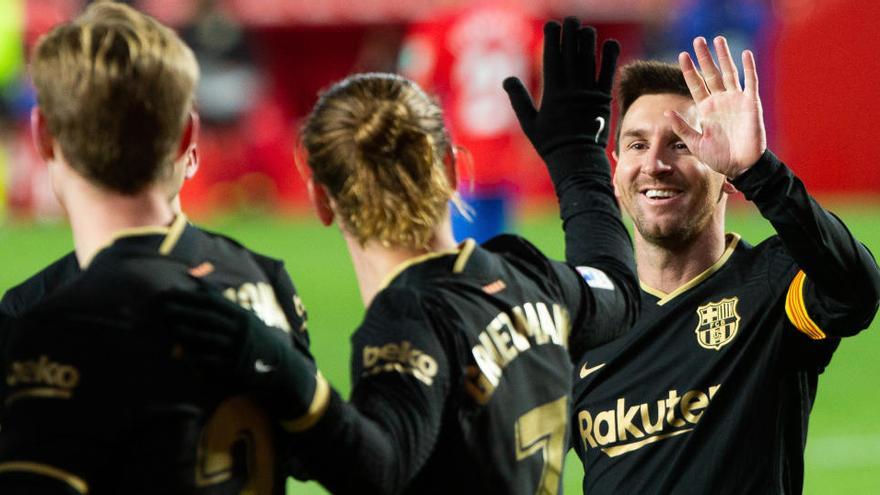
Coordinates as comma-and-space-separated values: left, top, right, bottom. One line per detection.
515, 395, 568, 495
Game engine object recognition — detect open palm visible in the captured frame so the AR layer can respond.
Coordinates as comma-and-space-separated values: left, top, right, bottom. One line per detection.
667, 36, 767, 178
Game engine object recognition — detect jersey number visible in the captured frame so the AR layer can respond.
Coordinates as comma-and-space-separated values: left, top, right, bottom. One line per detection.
515, 395, 568, 495
196, 396, 275, 494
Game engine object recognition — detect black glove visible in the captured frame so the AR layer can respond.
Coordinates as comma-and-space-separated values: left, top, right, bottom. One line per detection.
504, 17, 620, 154
153, 289, 324, 427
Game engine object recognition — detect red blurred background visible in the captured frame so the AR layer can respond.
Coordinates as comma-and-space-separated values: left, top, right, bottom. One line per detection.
2, 0, 878, 221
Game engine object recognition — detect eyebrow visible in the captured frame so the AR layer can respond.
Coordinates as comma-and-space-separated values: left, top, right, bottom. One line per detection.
620, 128, 648, 141
620, 127, 683, 143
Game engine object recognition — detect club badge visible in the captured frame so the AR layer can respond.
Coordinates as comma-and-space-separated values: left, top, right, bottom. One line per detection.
695, 297, 740, 350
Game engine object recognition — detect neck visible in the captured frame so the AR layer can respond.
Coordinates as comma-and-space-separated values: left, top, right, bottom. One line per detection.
344, 219, 458, 307
61, 172, 174, 268
634, 220, 728, 295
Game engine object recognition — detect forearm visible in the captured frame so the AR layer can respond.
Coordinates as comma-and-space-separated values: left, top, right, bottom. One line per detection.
284, 387, 435, 495
734, 150, 880, 333
546, 144, 638, 302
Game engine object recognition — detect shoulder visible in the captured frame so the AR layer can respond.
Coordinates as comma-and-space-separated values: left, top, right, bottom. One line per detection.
1, 252, 81, 317
191, 225, 289, 277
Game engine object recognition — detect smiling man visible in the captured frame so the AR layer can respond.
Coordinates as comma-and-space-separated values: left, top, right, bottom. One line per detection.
543, 36, 880, 493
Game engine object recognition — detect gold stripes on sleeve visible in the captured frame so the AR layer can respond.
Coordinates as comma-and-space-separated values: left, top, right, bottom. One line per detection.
280, 371, 331, 433
0, 461, 89, 493
784, 270, 826, 340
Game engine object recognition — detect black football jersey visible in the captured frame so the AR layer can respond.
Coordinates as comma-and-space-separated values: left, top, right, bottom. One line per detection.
0, 227, 309, 346
0, 215, 309, 495
288, 234, 638, 495
564, 151, 880, 494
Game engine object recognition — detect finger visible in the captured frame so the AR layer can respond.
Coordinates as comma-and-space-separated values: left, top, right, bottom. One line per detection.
693, 36, 724, 93
153, 289, 241, 320
161, 302, 240, 336
503, 77, 538, 123
172, 323, 236, 349
597, 39, 621, 93
742, 49, 759, 97
561, 17, 580, 87
577, 25, 597, 86
664, 110, 702, 151
713, 36, 741, 91
679, 52, 710, 103
541, 21, 562, 92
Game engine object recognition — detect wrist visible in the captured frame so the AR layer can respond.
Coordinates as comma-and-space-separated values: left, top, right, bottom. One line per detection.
279, 371, 331, 433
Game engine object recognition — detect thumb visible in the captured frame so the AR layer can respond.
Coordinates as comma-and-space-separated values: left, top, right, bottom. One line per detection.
503, 77, 537, 127
664, 110, 701, 151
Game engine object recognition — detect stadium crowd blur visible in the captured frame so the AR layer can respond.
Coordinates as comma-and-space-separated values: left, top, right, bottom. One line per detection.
1, 0, 878, 231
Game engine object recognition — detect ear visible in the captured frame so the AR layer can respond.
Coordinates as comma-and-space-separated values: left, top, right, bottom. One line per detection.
176, 111, 199, 161
443, 144, 458, 190
31, 106, 55, 161
611, 150, 621, 198
722, 178, 738, 195
307, 178, 335, 226
184, 146, 199, 180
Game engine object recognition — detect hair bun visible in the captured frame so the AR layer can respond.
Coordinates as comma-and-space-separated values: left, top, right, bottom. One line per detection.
354, 100, 413, 156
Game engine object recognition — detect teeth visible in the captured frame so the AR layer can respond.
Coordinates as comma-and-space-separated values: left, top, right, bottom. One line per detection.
645, 189, 678, 199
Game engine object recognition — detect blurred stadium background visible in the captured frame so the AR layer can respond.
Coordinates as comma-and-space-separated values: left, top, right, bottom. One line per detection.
1, 0, 878, 493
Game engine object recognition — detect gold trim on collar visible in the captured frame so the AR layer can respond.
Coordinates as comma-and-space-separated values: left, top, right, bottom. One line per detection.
643, 233, 741, 306
159, 214, 188, 255
0, 461, 89, 493
378, 239, 474, 290
453, 238, 477, 273
81, 214, 188, 268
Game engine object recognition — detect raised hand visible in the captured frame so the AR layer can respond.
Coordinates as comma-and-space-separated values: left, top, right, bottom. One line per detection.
666, 36, 767, 178
503, 17, 620, 155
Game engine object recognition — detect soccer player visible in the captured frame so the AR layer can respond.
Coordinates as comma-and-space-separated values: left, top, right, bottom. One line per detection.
0, 3, 307, 493
522, 35, 880, 492
157, 19, 638, 494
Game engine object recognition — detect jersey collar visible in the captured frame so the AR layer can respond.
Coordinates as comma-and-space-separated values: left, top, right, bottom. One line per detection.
83, 214, 189, 268
379, 238, 477, 290
641, 233, 741, 306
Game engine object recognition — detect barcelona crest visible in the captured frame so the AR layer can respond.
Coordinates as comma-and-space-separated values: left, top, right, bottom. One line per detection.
695, 297, 741, 350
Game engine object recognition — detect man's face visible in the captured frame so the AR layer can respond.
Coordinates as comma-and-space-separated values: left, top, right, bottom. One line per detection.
613, 93, 728, 247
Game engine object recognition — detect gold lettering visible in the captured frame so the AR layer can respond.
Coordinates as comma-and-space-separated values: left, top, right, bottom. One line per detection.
472, 344, 502, 387
708, 384, 721, 399
237, 282, 258, 310
6, 356, 80, 390
665, 390, 685, 427
464, 366, 496, 405
640, 400, 665, 434
508, 315, 532, 353
522, 303, 548, 345
552, 304, 571, 348
616, 399, 644, 440
578, 410, 597, 449
594, 410, 617, 445
486, 314, 518, 365
680, 390, 709, 424
363, 346, 380, 367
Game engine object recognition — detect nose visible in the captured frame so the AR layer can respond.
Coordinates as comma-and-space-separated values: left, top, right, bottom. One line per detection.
641, 147, 673, 178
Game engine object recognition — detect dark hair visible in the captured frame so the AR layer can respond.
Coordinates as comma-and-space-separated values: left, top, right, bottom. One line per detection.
614, 61, 689, 151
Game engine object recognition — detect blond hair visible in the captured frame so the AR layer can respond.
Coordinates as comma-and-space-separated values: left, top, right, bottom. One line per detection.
31, 1, 199, 193
302, 73, 459, 249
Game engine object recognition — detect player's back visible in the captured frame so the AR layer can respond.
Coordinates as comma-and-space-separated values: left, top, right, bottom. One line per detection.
363, 235, 589, 494
0, 217, 294, 495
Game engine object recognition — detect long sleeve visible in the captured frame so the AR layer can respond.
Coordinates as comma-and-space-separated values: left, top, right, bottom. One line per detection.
283, 288, 450, 494
733, 150, 880, 337
544, 144, 639, 350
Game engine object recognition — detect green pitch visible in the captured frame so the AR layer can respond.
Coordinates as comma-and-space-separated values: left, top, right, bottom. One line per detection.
1, 204, 878, 494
